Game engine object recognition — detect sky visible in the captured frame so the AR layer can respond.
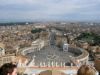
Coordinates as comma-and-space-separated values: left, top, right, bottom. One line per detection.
0, 0, 100, 22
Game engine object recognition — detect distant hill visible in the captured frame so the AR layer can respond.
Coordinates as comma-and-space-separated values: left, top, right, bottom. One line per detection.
0, 22, 34, 26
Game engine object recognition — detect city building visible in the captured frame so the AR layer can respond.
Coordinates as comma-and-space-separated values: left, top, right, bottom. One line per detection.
31, 39, 45, 51
0, 43, 5, 56
0, 54, 16, 66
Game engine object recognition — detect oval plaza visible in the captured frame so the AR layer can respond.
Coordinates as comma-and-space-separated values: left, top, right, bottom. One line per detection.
19, 32, 89, 75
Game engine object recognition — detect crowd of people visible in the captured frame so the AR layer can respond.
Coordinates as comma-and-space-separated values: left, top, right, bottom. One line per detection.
0, 62, 99, 75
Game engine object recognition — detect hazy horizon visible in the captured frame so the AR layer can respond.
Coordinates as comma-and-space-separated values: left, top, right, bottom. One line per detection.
0, 0, 100, 22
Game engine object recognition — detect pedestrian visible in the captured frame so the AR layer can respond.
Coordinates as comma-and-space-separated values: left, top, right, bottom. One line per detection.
0, 63, 17, 75
77, 65, 99, 75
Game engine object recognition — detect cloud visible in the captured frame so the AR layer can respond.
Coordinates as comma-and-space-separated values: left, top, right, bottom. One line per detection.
0, 0, 100, 22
